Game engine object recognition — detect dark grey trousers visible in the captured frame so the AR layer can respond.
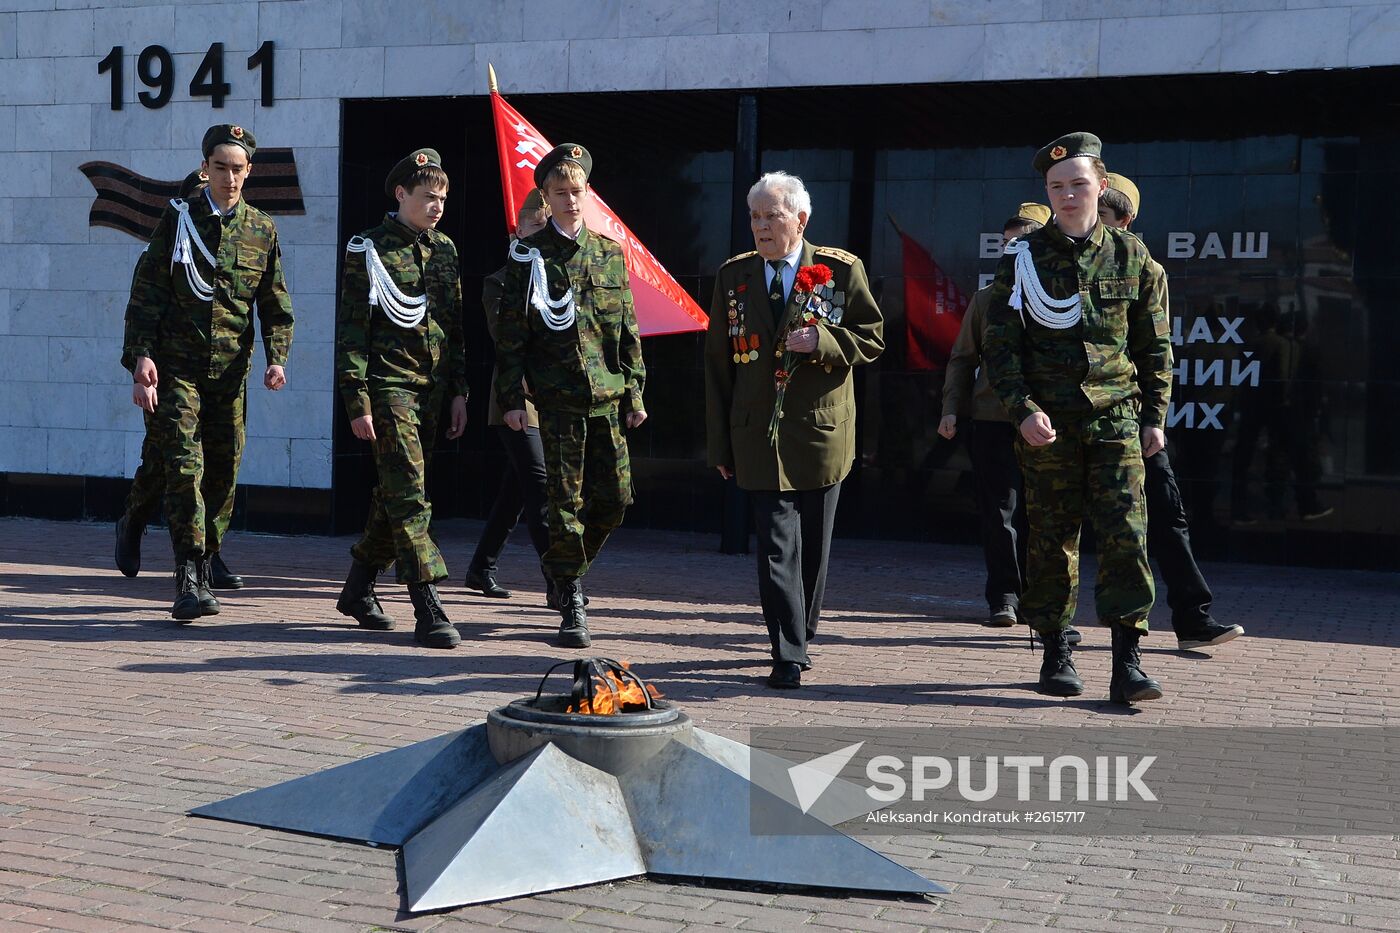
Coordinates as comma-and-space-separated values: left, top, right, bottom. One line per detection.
751, 482, 842, 666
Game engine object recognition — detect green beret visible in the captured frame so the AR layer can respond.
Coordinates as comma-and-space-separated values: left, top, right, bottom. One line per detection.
1017, 202, 1051, 226
533, 143, 591, 189
177, 169, 208, 200
1032, 131, 1101, 175
201, 123, 255, 159
384, 148, 443, 198
1105, 172, 1140, 218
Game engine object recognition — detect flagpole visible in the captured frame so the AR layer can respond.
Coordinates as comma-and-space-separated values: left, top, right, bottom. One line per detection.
886, 212, 904, 238
488, 63, 519, 234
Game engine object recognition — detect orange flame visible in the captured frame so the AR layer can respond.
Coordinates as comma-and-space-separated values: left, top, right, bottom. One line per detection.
567, 661, 662, 715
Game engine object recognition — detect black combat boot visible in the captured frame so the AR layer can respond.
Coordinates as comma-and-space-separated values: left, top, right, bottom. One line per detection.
1038, 629, 1084, 696
115, 514, 144, 578
209, 552, 244, 589
408, 582, 461, 649
196, 558, 221, 616
464, 564, 510, 598
556, 579, 591, 648
336, 561, 394, 630
172, 560, 202, 622
544, 570, 588, 610
1109, 624, 1163, 704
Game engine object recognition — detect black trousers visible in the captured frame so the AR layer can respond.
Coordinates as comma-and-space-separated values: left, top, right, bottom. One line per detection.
469, 425, 551, 574
967, 420, 1027, 612
1144, 448, 1214, 633
751, 482, 841, 666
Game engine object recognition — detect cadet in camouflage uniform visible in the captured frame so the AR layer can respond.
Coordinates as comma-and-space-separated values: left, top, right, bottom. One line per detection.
496, 144, 646, 649
1099, 173, 1244, 653
116, 170, 243, 592
123, 126, 294, 622
335, 148, 468, 650
982, 133, 1173, 704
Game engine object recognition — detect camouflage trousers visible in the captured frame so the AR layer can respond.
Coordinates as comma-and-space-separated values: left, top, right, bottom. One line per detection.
538, 404, 633, 582
351, 387, 447, 585
124, 410, 165, 527
123, 410, 227, 555
1016, 402, 1154, 634
153, 366, 247, 561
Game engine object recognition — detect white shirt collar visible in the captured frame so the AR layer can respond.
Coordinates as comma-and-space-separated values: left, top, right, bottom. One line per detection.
551, 218, 583, 241
763, 243, 803, 294
772, 244, 802, 270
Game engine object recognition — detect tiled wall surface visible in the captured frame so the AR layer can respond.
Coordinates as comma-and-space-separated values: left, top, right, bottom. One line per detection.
2, 0, 1398, 488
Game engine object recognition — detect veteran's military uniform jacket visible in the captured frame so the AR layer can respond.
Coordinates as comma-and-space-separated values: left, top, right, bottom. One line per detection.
982, 221, 1173, 429
494, 223, 645, 418
705, 241, 885, 492
123, 194, 294, 380
336, 214, 468, 420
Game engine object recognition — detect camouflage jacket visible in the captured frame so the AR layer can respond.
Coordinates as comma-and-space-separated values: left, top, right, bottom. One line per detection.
335, 213, 468, 420
122, 192, 294, 379
983, 221, 1173, 428
482, 265, 538, 428
495, 223, 645, 417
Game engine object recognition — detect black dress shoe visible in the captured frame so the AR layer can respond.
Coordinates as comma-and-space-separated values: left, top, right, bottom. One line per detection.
115, 515, 143, 578
1037, 626, 1082, 645
767, 661, 802, 690
208, 553, 243, 590
465, 567, 511, 598
1177, 621, 1244, 650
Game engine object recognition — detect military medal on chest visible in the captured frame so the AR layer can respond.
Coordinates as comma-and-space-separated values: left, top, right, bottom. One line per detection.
728, 283, 760, 364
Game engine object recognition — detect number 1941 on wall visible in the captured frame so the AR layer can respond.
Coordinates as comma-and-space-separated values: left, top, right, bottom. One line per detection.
98, 42, 276, 110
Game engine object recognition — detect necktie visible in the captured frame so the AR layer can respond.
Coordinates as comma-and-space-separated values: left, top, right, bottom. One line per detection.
768, 259, 787, 326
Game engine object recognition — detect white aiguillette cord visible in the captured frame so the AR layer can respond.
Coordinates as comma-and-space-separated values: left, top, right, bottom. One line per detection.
345, 236, 428, 328
1005, 238, 1082, 330
169, 198, 216, 302
508, 237, 576, 331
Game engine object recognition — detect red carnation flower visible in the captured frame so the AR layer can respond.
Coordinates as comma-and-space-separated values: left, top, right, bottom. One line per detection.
794, 263, 834, 294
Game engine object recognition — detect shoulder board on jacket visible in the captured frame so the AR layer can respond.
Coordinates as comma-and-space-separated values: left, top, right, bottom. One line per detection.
814, 245, 859, 265
1115, 228, 1148, 249
721, 249, 757, 267
429, 229, 458, 252
346, 229, 378, 252
590, 224, 624, 246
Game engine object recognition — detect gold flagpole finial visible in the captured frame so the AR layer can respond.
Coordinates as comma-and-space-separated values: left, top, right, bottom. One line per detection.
488, 63, 499, 94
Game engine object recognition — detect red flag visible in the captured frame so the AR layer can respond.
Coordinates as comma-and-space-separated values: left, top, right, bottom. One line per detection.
900, 231, 969, 371
490, 85, 708, 337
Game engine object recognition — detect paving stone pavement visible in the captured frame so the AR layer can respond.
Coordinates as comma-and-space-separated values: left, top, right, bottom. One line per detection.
0, 515, 1397, 932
